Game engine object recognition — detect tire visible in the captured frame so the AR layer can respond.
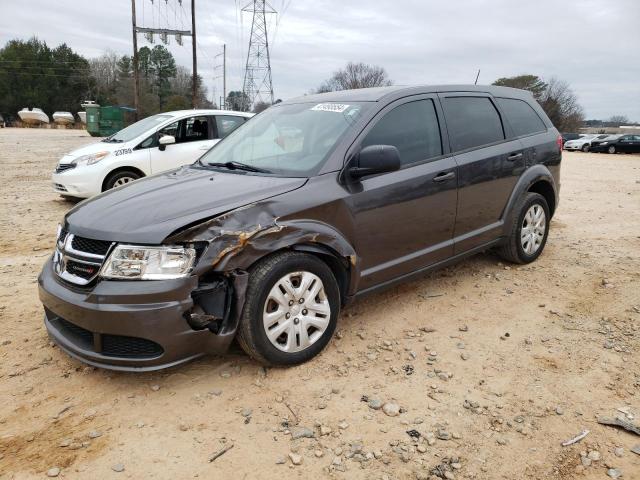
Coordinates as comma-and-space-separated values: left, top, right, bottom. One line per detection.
103, 170, 141, 191
582, 144, 590, 152
608, 145, 616, 154
497, 192, 550, 264
236, 251, 340, 366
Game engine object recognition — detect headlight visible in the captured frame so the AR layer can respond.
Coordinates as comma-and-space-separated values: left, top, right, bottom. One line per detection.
101, 245, 196, 280
71, 151, 110, 167
600, 142, 608, 145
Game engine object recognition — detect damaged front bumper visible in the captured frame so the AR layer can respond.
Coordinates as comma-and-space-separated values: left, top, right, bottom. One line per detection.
38, 257, 246, 371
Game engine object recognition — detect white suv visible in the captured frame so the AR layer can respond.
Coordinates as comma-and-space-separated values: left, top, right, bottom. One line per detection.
52, 109, 253, 198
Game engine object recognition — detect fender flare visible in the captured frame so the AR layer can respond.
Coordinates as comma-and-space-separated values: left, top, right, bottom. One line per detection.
501, 164, 557, 235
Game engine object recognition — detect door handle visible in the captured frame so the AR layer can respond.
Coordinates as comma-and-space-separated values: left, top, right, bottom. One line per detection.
433, 171, 455, 182
507, 152, 523, 161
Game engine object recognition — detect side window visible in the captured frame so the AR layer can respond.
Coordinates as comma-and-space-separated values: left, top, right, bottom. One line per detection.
138, 120, 178, 149
182, 116, 210, 142
496, 98, 546, 137
361, 99, 442, 166
215, 115, 246, 139
442, 97, 505, 152
158, 120, 179, 139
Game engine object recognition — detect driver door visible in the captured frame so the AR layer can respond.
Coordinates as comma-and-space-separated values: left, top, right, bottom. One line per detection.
149, 115, 216, 173
345, 96, 458, 291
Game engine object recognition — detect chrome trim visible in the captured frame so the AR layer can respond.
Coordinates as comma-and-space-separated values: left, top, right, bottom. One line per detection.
53, 231, 114, 286
65, 234, 112, 260
53, 249, 103, 286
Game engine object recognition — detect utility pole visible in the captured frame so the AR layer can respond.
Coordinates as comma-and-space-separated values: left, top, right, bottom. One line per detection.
130, 0, 196, 115
131, 0, 140, 120
215, 44, 226, 109
191, 0, 197, 108
242, 1, 275, 111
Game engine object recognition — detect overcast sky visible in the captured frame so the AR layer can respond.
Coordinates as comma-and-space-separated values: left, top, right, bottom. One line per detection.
1, 0, 638, 120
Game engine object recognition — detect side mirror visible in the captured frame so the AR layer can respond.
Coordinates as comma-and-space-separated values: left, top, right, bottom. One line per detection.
158, 135, 175, 151
347, 145, 401, 181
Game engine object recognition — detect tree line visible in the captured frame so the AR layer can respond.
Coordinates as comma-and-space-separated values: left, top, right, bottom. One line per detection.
0, 37, 212, 120
1, 38, 630, 130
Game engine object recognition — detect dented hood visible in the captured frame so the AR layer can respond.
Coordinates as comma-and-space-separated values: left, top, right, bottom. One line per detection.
64, 166, 307, 243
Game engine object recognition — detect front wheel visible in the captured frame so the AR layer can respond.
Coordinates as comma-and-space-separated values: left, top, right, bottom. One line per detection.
103, 170, 141, 191
236, 252, 340, 366
497, 192, 550, 264
582, 144, 590, 152
608, 145, 616, 154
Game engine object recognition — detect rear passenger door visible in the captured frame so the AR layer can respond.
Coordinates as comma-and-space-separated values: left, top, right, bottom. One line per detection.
346, 96, 458, 290
439, 93, 525, 254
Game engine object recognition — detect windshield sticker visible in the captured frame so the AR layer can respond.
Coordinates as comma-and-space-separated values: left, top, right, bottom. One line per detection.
311, 103, 350, 113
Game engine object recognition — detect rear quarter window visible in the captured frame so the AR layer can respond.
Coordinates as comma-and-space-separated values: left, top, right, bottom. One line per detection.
496, 97, 547, 137
442, 97, 505, 152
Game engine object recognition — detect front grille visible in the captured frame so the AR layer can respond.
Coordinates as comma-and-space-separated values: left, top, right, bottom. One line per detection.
71, 236, 113, 256
55, 164, 76, 174
66, 259, 100, 279
53, 317, 163, 359
54, 230, 113, 286
54, 183, 68, 192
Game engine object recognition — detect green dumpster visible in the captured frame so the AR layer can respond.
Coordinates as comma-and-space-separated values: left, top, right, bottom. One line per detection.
85, 105, 101, 137
98, 106, 125, 137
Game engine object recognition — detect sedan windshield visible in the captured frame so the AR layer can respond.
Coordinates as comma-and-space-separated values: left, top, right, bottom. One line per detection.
104, 114, 173, 143
199, 102, 370, 176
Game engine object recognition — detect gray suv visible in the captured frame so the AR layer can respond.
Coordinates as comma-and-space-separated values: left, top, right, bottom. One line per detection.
39, 85, 561, 370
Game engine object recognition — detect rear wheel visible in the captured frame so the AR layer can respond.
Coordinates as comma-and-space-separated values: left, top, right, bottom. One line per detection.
236, 251, 340, 366
497, 192, 550, 264
103, 170, 141, 191
608, 145, 616, 154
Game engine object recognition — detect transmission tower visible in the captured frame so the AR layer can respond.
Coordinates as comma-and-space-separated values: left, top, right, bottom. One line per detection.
241, 1, 275, 111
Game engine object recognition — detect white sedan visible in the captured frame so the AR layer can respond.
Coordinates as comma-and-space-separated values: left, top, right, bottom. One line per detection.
52, 109, 253, 198
563, 134, 609, 152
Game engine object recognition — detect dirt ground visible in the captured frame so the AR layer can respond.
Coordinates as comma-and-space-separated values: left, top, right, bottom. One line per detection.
0, 128, 639, 480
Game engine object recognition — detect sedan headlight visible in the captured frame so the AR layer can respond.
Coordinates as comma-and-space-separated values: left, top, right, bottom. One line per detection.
600, 142, 608, 145
101, 245, 196, 280
72, 151, 110, 167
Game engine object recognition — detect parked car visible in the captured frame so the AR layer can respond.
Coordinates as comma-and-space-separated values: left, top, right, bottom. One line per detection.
561, 132, 582, 145
51, 109, 253, 198
591, 135, 640, 153
39, 85, 561, 370
589, 134, 640, 154
563, 134, 609, 152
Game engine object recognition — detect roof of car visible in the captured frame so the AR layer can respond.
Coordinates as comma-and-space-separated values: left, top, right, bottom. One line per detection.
163, 109, 254, 118
285, 84, 534, 104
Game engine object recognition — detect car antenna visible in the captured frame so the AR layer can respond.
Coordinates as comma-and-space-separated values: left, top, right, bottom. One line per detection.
474, 69, 481, 85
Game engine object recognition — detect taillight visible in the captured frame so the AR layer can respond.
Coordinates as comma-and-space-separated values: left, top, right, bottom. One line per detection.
556, 135, 563, 152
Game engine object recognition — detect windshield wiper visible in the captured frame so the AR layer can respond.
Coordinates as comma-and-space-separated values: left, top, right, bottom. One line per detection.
102, 137, 123, 143
206, 161, 271, 173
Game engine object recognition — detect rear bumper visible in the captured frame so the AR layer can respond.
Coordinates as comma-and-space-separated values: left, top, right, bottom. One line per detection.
38, 258, 236, 371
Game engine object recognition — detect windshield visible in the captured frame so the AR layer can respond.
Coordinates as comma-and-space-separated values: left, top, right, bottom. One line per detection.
104, 114, 173, 143
199, 102, 370, 176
